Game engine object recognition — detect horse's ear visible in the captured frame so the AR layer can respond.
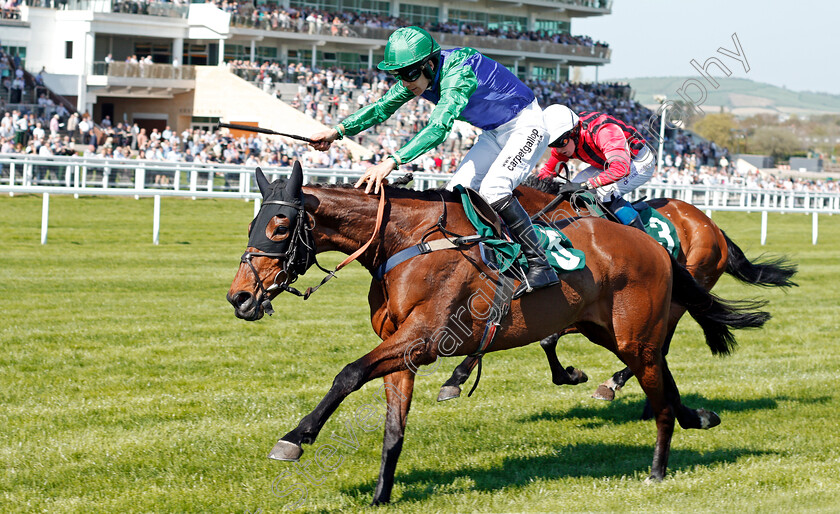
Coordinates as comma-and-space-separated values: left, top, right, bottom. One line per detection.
255, 167, 271, 198
286, 160, 304, 195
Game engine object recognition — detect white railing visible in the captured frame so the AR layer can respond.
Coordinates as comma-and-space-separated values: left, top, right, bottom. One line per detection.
0, 154, 452, 195
2, 154, 838, 245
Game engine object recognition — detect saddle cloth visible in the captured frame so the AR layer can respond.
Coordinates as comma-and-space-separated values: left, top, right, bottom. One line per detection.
456, 186, 586, 274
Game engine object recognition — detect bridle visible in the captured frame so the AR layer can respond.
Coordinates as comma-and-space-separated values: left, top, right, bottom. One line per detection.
241, 186, 387, 314
240, 199, 320, 315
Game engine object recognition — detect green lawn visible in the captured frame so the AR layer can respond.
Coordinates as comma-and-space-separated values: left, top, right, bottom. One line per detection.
2, 194, 839, 513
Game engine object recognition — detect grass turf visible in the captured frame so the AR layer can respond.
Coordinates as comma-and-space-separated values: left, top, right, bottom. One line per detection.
2, 194, 839, 512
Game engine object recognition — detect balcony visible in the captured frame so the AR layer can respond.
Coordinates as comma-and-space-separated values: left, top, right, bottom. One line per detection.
352, 26, 611, 63
489, 0, 612, 16
227, 23, 610, 64
28, 0, 190, 18
88, 62, 196, 98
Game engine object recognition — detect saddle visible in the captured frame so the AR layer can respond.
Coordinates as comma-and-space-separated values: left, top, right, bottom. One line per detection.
462, 187, 503, 238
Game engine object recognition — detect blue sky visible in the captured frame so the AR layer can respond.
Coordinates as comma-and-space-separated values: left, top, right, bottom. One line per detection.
574, 0, 839, 95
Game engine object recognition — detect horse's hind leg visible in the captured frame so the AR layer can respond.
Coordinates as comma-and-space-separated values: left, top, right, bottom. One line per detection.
578, 321, 676, 481
594, 307, 683, 405
592, 367, 634, 401
437, 356, 479, 402
440, 331, 587, 401
623, 349, 677, 482
658, 356, 721, 430
373, 370, 415, 505
540, 333, 588, 386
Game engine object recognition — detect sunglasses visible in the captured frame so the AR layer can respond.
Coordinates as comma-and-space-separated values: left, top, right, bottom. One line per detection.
387, 62, 426, 82
549, 128, 579, 148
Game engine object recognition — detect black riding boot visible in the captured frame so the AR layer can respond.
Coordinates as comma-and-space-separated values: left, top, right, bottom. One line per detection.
606, 197, 646, 232
492, 195, 559, 299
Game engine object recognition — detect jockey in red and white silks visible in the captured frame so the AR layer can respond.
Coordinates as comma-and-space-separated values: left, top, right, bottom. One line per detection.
540, 105, 657, 230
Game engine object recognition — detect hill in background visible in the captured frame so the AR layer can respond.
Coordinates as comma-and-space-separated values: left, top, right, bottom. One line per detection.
617, 77, 840, 117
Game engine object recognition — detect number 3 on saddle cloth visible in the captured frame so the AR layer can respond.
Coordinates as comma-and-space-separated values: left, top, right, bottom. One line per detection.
558, 190, 681, 260
634, 202, 681, 258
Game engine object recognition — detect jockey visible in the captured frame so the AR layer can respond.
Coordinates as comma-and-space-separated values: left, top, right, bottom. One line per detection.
539, 105, 657, 231
310, 26, 558, 298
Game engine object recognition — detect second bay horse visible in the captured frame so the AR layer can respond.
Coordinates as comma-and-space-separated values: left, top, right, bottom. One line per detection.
440, 178, 797, 404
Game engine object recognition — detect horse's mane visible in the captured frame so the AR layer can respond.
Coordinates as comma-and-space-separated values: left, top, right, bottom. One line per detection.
304, 174, 561, 202
521, 174, 562, 195
305, 181, 457, 202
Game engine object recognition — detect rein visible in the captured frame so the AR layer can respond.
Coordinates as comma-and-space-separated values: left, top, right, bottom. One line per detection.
530, 180, 621, 225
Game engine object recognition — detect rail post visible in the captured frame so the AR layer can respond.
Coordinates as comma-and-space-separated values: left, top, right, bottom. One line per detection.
41, 193, 50, 245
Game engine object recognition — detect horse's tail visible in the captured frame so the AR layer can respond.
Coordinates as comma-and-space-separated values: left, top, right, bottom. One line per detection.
670, 255, 771, 356
722, 230, 798, 288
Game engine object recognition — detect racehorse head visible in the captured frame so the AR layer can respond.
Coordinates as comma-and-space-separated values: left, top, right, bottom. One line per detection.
227, 161, 316, 320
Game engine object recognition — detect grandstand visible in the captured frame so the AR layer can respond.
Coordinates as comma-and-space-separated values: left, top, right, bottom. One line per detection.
1, 0, 612, 138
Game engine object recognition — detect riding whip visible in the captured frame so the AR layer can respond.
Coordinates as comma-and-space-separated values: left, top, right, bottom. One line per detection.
216, 123, 314, 144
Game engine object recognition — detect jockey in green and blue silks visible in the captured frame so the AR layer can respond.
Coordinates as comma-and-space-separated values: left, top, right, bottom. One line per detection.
309, 26, 558, 298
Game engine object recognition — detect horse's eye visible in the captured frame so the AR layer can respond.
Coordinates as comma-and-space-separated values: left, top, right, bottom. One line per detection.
266, 215, 290, 241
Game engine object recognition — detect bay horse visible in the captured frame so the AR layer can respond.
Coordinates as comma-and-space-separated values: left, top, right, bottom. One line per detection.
440, 178, 798, 404
227, 163, 770, 505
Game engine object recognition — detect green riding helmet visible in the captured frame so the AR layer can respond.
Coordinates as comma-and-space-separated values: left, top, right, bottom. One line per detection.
378, 26, 441, 71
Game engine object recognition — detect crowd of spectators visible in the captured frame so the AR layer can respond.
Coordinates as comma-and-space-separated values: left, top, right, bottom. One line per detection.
218, 1, 608, 48
1, 0, 22, 20
2, 47, 836, 193
3, 101, 837, 194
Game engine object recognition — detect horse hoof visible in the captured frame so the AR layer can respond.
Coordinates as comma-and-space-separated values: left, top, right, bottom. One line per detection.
437, 385, 461, 402
268, 439, 303, 461
698, 408, 721, 429
566, 366, 589, 384
644, 475, 663, 485
591, 384, 615, 401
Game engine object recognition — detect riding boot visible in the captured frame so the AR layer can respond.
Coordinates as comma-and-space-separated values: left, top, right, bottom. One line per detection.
606, 196, 646, 232
492, 195, 559, 299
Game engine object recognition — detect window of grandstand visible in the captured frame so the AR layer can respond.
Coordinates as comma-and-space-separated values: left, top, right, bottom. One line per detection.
447, 10, 528, 33
134, 42, 172, 64
225, 45, 281, 64
184, 44, 210, 66
337, 52, 369, 70
1, 46, 25, 69
290, 0, 390, 16
530, 65, 569, 81
190, 116, 220, 133
400, 4, 440, 27
287, 49, 313, 66
533, 19, 572, 36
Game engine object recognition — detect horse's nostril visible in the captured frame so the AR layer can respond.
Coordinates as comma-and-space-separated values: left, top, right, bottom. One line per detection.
230, 291, 254, 310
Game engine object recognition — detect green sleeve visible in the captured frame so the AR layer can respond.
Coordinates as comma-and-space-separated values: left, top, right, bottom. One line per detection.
394, 61, 478, 164
340, 83, 415, 137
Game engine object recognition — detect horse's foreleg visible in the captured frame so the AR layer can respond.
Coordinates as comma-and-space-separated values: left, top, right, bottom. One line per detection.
540, 332, 588, 386
269, 323, 435, 461
372, 370, 415, 505
437, 356, 479, 402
